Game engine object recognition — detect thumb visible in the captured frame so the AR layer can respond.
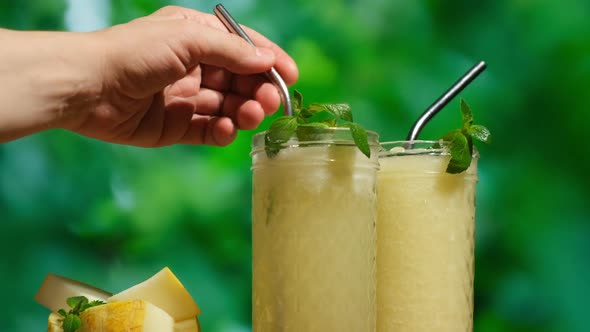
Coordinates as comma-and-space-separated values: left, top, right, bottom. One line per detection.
102, 18, 276, 97
155, 19, 276, 74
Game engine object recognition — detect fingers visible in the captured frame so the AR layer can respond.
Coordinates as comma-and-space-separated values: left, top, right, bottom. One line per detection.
160, 101, 238, 147
153, 19, 276, 74
231, 76, 281, 115
147, 6, 299, 85
240, 26, 299, 85
165, 90, 267, 130
200, 66, 231, 92
121, 97, 238, 147
179, 116, 237, 146
165, 66, 202, 98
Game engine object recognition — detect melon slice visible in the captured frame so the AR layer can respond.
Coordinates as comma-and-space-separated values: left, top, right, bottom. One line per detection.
46, 300, 174, 332
35, 274, 111, 313
38, 267, 201, 332
109, 267, 200, 321
174, 318, 201, 332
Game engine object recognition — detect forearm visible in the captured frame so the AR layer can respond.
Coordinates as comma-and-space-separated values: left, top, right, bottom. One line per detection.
0, 29, 102, 142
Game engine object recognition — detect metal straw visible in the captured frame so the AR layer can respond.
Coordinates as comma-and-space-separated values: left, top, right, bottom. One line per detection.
214, 4, 293, 116
407, 61, 487, 141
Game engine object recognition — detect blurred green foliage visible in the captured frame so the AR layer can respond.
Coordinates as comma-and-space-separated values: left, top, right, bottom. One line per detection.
1, 0, 589, 331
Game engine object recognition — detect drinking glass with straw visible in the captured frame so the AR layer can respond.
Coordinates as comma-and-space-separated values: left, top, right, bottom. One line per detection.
377, 62, 486, 332
215, 4, 381, 331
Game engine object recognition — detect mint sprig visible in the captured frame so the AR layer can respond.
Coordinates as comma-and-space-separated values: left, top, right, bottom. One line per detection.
264, 90, 371, 158
441, 99, 491, 174
58, 296, 106, 332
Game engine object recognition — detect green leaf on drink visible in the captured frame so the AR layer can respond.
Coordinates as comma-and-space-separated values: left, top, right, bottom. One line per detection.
344, 122, 371, 158
296, 122, 330, 142
324, 103, 353, 122
267, 116, 298, 142
264, 133, 282, 159
265, 116, 298, 158
305, 110, 338, 124
292, 90, 303, 111
440, 98, 491, 173
468, 124, 492, 144
265, 90, 371, 158
460, 99, 474, 129
443, 130, 472, 174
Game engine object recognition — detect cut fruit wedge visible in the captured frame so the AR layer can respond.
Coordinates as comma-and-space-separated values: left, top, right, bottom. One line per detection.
109, 267, 201, 321
174, 318, 201, 332
47, 300, 175, 332
47, 312, 63, 332
35, 274, 111, 313
80, 300, 174, 331
37, 267, 201, 332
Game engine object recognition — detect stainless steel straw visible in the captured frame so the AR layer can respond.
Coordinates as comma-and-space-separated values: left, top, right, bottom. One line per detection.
407, 61, 487, 141
214, 4, 293, 116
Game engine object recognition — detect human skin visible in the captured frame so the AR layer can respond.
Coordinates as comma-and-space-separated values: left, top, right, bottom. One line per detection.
0, 6, 298, 147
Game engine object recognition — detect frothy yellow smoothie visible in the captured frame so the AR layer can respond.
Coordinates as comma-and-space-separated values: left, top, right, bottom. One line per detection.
251, 130, 379, 332
377, 142, 478, 332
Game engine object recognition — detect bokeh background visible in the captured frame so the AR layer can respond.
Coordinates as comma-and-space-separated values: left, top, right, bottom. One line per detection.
1, 0, 589, 331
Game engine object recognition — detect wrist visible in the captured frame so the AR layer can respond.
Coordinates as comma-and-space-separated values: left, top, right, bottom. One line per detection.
0, 29, 104, 141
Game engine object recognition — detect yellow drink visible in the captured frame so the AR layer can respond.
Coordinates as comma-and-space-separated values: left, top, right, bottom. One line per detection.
251, 129, 379, 332
377, 141, 478, 331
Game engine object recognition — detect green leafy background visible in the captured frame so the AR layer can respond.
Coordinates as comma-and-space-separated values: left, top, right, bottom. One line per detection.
1, 0, 588, 331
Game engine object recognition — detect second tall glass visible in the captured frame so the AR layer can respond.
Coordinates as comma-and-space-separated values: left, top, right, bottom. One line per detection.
377, 141, 479, 331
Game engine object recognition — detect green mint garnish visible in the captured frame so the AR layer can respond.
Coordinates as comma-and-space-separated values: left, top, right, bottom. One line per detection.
58, 296, 106, 332
441, 99, 492, 174
264, 90, 371, 158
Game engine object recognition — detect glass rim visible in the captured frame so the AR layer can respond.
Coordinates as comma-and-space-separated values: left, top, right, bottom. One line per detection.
251, 127, 380, 151
379, 140, 479, 159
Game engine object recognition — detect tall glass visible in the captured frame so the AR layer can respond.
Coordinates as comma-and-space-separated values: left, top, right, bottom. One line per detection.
377, 141, 478, 331
251, 128, 380, 332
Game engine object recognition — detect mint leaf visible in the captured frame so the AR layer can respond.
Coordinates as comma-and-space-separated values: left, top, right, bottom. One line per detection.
344, 122, 371, 158
468, 124, 492, 144
298, 122, 331, 128
265, 116, 298, 158
299, 108, 315, 119
444, 130, 472, 174
59, 296, 105, 332
439, 99, 491, 173
460, 99, 473, 129
305, 110, 337, 124
67, 296, 86, 310
300, 103, 352, 123
63, 314, 82, 332
265, 91, 370, 158
267, 116, 298, 142
292, 90, 303, 111
264, 134, 281, 158
296, 122, 330, 142
324, 103, 353, 122
88, 300, 106, 307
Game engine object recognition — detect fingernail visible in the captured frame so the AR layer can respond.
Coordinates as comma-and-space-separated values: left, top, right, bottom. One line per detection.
255, 47, 274, 58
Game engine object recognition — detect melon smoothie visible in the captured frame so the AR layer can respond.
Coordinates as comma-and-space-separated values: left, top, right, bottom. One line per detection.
377, 141, 478, 331
251, 128, 380, 332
